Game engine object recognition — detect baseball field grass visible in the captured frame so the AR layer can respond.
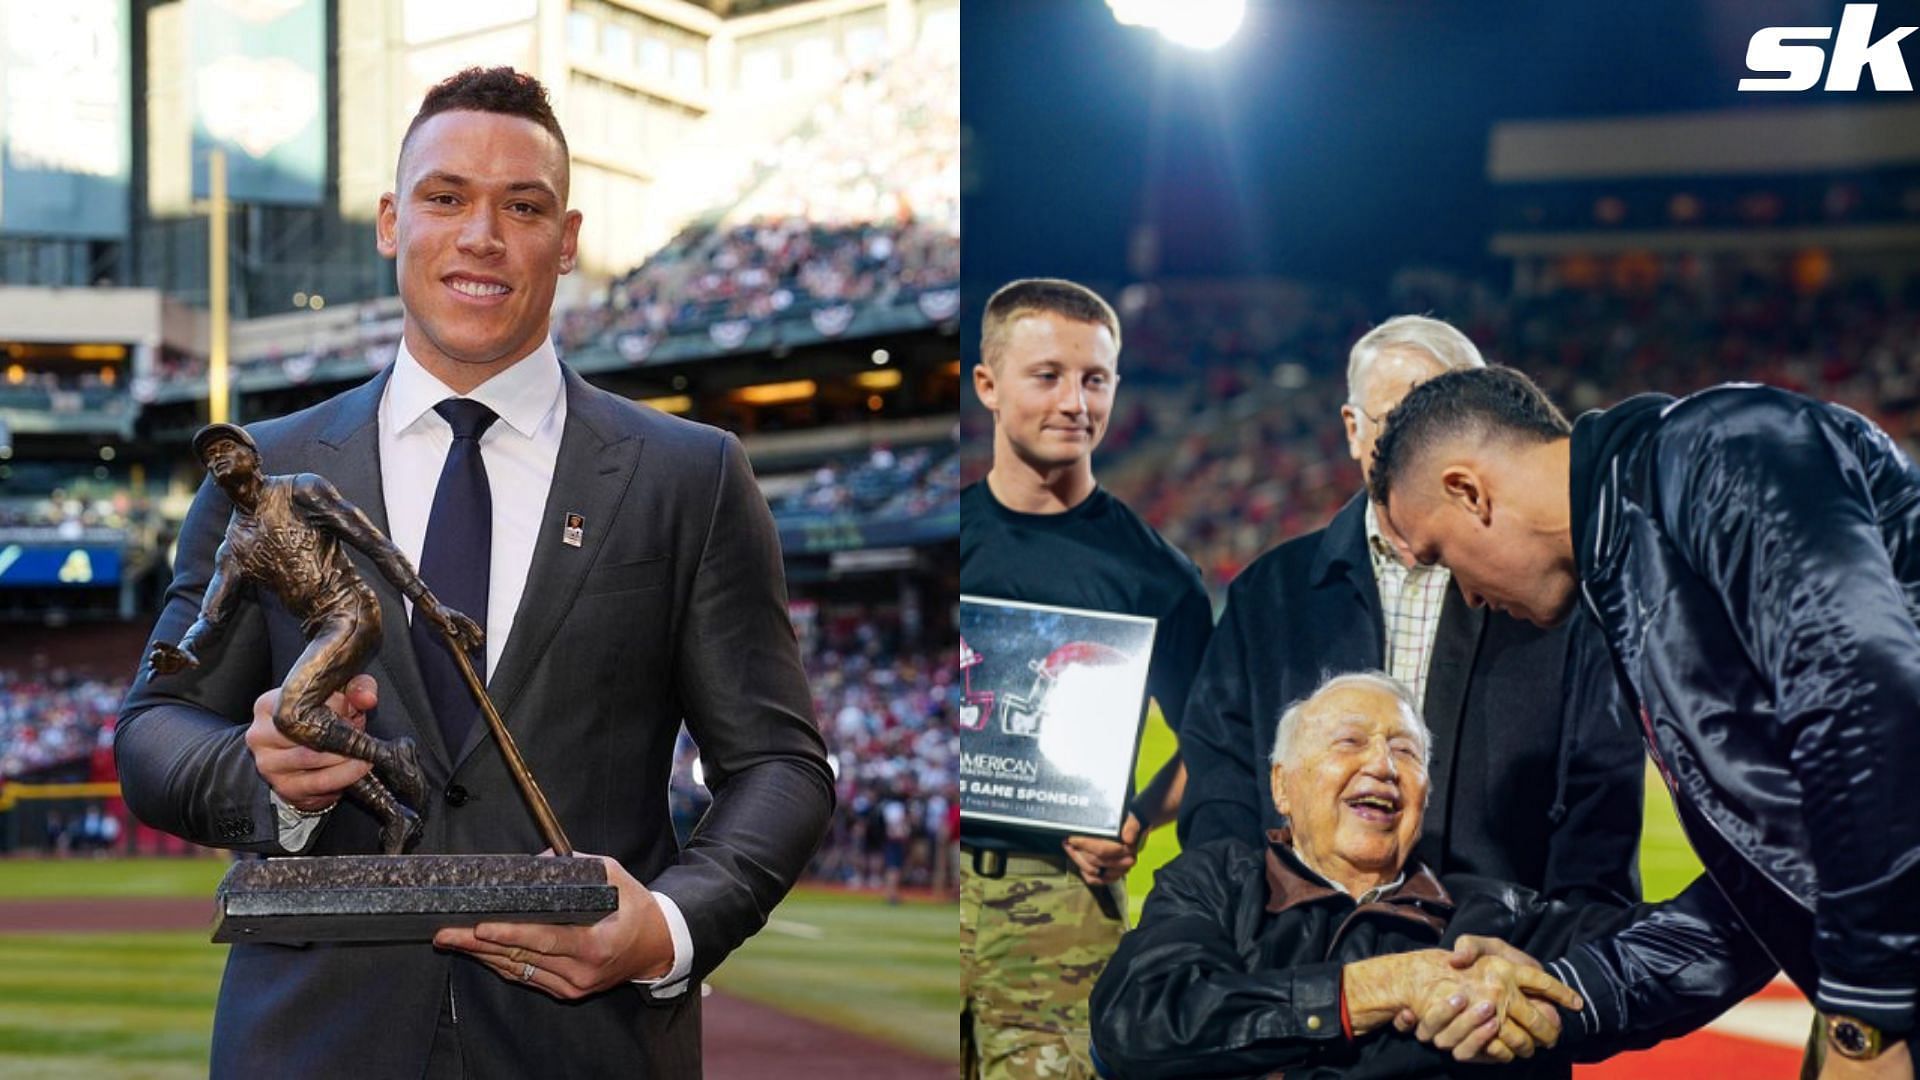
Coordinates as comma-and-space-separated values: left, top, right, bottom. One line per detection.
0, 858, 954, 1075
0, 930, 223, 1079
704, 889, 955, 1060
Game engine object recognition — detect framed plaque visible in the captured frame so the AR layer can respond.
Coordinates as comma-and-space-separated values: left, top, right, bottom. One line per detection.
959, 595, 1157, 839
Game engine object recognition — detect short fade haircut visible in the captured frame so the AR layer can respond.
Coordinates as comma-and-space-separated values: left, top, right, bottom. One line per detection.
980, 279, 1121, 370
1368, 366, 1571, 510
1270, 671, 1430, 770
1347, 315, 1486, 403
401, 66, 569, 169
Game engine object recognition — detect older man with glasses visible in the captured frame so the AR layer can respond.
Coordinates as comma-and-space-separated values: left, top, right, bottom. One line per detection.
1092, 671, 1770, 1079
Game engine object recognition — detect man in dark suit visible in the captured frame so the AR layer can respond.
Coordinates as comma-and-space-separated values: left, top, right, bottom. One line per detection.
1178, 316, 1642, 905
116, 68, 833, 1078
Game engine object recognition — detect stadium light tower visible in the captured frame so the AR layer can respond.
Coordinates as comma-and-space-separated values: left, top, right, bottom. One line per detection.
1107, 0, 1245, 49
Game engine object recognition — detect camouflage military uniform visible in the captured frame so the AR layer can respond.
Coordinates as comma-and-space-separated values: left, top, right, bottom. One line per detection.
961, 853, 1127, 1080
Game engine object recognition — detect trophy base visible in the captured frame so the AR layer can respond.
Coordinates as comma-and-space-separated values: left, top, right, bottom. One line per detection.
211, 853, 618, 944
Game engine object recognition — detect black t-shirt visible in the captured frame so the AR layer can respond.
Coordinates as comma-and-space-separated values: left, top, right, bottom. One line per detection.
961, 481, 1214, 849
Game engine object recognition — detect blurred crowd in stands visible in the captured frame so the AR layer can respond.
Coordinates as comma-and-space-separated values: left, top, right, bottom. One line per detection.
670, 616, 958, 897
963, 261, 1920, 601
0, 670, 118, 782
580, 50, 959, 348
767, 443, 960, 524
577, 218, 957, 347
732, 49, 959, 232
0, 616, 958, 890
0, 491, 145, 535
146, 46, 958, 389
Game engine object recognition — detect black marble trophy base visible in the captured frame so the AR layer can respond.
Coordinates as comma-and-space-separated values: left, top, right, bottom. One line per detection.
211, 854, 618, 944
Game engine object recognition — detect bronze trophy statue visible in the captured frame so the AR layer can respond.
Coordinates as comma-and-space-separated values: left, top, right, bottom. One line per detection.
150, 423, 606, 941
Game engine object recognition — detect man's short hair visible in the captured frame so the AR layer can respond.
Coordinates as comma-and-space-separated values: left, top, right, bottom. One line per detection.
980, 279, 1121, 370
1270, 671, 1430, 770
1368, 366, 1571, 509
400, 67, 569, 165
1347, 315, 1486, 402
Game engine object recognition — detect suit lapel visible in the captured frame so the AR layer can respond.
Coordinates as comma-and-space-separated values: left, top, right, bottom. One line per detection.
313, 368, 453, 773
1315, 496, 1385, 669
452, 368, 645, 770
1421, 585, 1484, 862
1342, 559, 1385, 668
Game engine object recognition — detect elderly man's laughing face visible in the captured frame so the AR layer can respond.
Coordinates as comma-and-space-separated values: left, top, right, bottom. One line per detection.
1270, 682, 1430, 894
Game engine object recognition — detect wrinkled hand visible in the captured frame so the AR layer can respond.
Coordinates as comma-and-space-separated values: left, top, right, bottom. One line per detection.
1063, 813, 1144, 886
427, 602, 486, 655
1394, 939, 1581, 1064
1349, 945, 1580, 1064
1393, 934, 1551, 1034
245, 674, 377, 813
433, 853, 675, 1000
147, 642, 200, 676
1422, 954, 1577, 1063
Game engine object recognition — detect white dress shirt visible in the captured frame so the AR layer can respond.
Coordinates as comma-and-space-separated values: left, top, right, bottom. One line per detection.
274, 338, 692, 993
379, 336, 567, 678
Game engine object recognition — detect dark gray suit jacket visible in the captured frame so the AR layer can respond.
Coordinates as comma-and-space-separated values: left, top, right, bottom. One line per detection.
1178, 494, 1644, 907
117, 365, 835, 1078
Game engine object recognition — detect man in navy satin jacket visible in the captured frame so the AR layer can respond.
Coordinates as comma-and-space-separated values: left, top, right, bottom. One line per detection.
1372, 367, 1920, 1078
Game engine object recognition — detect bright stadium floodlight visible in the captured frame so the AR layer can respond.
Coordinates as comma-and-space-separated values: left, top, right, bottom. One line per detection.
1108, 0, 1245, 50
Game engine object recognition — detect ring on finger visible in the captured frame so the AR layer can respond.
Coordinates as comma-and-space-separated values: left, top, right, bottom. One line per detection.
505, 946, 524, 965
518, 961, 537, 983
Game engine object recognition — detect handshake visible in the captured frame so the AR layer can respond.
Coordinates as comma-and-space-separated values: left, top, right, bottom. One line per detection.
1344, 936, 1582, 1064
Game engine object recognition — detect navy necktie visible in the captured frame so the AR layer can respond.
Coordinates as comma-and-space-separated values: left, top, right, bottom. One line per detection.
412, 398, 498, 754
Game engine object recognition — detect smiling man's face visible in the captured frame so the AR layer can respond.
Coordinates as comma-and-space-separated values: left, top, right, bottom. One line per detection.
973, 311, 1118, 473
1271, 684, 1429, 891
378, 109, 582, 390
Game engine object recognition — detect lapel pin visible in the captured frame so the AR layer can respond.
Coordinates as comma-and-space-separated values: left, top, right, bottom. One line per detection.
563, 512, 584, 548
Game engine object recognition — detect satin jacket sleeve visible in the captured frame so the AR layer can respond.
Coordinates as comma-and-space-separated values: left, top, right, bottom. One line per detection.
1659, 396, 1920, 1035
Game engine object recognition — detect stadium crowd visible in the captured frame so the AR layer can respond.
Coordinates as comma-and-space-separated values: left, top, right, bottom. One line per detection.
0, 491, 147, 534
583, 217, 958, 344
1023, 264, 1920, 599
670, 617, 957, 897
147, 47, 958, 389
582, 49, 959, 348
768, 442, 960, 523
0, 670, 119, 781
0, 620, 957, 889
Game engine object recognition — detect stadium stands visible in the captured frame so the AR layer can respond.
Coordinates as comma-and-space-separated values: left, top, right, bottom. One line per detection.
959, 265, 1920, 601
671, 618, 957, 894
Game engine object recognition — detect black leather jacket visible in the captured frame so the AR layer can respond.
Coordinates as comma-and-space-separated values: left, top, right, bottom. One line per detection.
1560, 386, 1920, 1038
1090, 837, 1767, 1079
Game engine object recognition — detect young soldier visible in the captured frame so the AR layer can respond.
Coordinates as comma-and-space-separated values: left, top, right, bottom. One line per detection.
960, 279, 1212, 1078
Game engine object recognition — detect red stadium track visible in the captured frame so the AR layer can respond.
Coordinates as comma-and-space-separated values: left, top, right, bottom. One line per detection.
0, 896, 954, 1079
0, 895, 212, 932
1580, 976, 1812, 1078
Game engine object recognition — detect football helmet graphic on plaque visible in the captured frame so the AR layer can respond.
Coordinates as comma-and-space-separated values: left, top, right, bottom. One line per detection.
996, 641, 1130, 738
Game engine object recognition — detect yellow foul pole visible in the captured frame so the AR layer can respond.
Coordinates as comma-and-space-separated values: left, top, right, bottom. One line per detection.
208, 149, 230, 425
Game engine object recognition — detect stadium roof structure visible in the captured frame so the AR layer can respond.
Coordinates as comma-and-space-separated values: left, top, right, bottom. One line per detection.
684, 0, 816, 15
1486, 103, 1920, 257
1489, 103, 1920, 183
